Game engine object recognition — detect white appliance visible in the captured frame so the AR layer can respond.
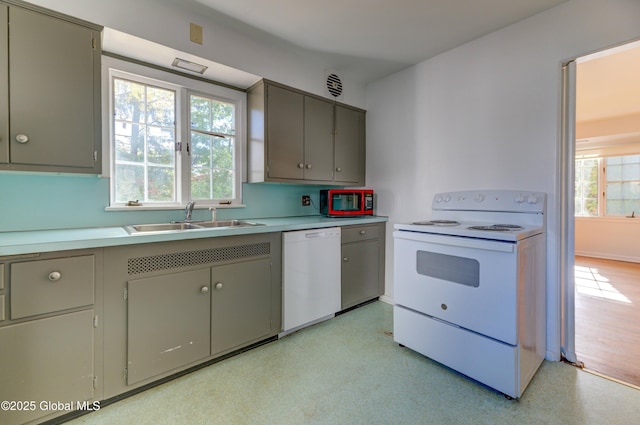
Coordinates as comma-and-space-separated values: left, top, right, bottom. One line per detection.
282, 227, 341, 336
393, 190, 546, 399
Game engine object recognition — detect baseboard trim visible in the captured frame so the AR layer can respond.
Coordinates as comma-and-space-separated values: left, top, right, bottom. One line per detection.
575, 251, 640, 264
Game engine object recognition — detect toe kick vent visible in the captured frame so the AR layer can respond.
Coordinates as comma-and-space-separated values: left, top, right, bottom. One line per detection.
127, 242, 270, 275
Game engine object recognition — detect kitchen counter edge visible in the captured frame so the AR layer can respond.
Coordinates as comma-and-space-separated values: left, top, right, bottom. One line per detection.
0, 216, 388, 256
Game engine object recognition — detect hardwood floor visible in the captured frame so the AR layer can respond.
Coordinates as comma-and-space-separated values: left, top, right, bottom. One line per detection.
574, 256, 640, 387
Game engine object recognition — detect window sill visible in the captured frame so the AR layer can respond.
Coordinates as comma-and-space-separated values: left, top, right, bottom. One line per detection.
105, 204, 246, 212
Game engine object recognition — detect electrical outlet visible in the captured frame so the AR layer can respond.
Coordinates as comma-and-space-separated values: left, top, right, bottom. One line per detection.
301, 195, 311, 206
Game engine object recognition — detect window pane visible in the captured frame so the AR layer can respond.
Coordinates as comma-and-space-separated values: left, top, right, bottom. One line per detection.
622, 163, 640, 180
113, 79, 145, 123
191, 168, 211, 199
190, 95, 234, 134
190, 93, 236, 200
146, 86, 175, 127
575, 158, 599, 216
147, 127, 175, 165
113, 77, 176, 203
191, 133, 211, 168
114, 164, 144, 202
212, 136, 234, 169
114, 122, 144, 162
605, 155, 640, 216
212, 170, 234, 199
147, 166, 175, 201
607, 164, 622, 180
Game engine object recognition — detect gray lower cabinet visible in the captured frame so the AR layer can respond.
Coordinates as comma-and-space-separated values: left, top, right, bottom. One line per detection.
341, 223, 386, 309
127, 268, 211, 385
0, 1, 102, 173
0, 311, 94, 425
0, 250, 102, 425
211, 258, 272, 355
103, 233, 282, 399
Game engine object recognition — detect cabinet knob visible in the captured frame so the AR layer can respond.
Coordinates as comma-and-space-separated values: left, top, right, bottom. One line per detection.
48, 271, 62, 281
16, 134, 29, 144
200, 286, 209, 294
359, 230, 366, 235
336, 167, 342, 172
297, 163, 304, 169
215, 282, 223, 290
343, 257, 349, 262
306, 164, 312, 169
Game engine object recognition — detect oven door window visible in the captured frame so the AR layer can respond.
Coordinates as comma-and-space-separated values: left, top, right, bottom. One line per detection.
416, 251, 479, 287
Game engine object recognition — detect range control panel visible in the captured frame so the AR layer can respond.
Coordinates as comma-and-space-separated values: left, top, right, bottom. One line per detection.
432, 190, 546, 213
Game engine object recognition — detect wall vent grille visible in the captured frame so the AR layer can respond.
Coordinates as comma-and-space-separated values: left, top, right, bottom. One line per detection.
326, 73, 343, 98
127, 242, 270, 275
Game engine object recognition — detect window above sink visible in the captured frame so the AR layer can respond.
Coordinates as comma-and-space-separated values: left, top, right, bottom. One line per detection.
102, 55, 248, 210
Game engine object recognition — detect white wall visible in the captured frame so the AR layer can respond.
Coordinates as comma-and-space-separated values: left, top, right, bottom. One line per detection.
26, 0, 367, 108
576, 218, 640, 263
366, 0, 640, 360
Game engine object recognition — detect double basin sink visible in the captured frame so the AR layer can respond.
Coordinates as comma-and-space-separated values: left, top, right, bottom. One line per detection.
124, 220, 263, 235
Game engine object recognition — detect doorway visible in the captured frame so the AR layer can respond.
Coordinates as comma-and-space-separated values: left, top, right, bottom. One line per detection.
564, 39, 640, 387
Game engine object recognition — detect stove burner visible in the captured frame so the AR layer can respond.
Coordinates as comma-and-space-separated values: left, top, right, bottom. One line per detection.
412, 220, 460, 226
468, 224, 524, 232
494, 224, 524, 229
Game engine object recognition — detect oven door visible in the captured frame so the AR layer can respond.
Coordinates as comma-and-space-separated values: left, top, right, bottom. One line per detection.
394, 230, 518, 345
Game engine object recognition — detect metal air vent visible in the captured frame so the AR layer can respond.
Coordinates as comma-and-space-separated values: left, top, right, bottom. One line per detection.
326, 73, 343, 98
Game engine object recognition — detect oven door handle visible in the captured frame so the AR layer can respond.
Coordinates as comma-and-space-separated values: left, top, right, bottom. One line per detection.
393, 230, 515, 253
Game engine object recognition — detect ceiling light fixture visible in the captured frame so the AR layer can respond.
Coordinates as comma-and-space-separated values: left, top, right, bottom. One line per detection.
171, 58, 208, 74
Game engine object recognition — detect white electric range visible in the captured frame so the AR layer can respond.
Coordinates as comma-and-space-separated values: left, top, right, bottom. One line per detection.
393, 190, 546, 399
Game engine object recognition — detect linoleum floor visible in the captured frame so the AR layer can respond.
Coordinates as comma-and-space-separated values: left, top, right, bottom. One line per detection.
66, 301, 640, 425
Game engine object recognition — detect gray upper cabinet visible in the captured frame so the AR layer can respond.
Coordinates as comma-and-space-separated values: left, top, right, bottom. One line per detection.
248, 79, 365, 186
303, 96, 335, 181
264, 84, 304, 179
334, 105, 365, 185
0, 1, 102, 173
0, 5, 7, 165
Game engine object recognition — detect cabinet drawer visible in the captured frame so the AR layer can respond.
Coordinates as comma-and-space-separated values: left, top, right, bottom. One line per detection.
341, 225, 379, 243
11, 255, 94, 319
0, 264, 4, 289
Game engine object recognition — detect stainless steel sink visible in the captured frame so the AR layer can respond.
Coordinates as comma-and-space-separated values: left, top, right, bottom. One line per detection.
124, 220, 263, 234
194, 220, 262, 228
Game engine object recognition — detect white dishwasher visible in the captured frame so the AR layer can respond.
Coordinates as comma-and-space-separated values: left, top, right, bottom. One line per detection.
281, 227, 341, 335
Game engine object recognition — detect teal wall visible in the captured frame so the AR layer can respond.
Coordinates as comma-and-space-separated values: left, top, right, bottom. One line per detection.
0, 172, 329, 232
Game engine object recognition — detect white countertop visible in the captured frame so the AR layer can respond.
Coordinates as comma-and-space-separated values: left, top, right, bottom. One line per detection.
0, 216, 388, 256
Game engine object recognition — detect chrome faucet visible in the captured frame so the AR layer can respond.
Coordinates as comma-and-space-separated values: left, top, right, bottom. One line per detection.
185, 201, 195, 221
209, 206, 217, 222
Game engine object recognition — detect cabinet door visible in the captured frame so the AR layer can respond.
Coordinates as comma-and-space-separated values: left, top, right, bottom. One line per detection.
334, 105, 365, 184
8, 6, 99, 170
304, 96, 334, 181
211, 258, 271, 355
0, 310, 94, 425
0, 5, 7, 165
341, 240, 380, 309
127, 268, 210, 385
266, 84, 304, 179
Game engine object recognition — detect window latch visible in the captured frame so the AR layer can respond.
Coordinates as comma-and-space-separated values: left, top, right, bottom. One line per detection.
175, 142, 182, 152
